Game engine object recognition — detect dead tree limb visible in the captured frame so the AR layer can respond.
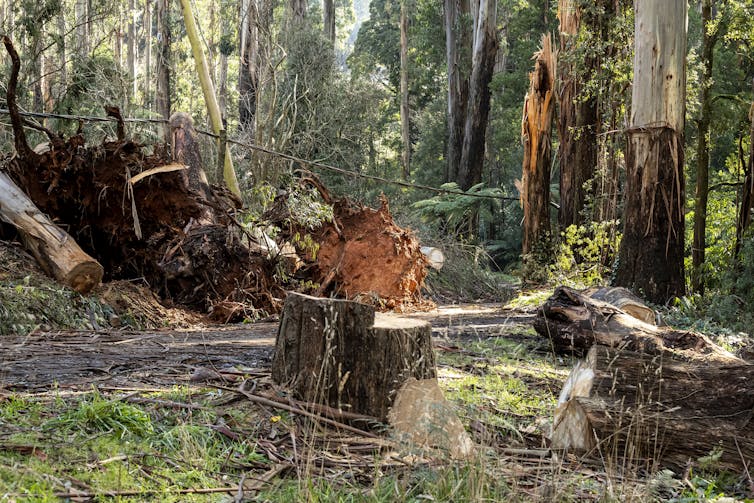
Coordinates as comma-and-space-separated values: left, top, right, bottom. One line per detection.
2, 36, 40, 164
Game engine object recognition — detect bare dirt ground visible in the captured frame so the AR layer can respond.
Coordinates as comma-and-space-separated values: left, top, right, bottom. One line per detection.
0, 304, 533, 392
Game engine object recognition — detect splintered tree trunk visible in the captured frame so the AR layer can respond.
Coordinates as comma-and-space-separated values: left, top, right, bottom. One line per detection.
552, 345, 754, 472
272, 293, 436, 421
534, 286, 739, 362
557, 0, 598, 230
521, 35, 555, 256
0, 172, 103, 293
169, 113, 213, 204
457, 0, 498, 191
614, 1, 687, 303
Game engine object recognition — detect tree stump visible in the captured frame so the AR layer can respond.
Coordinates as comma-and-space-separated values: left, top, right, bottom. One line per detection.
552, 345, 754, 472
272, 293, 436, 421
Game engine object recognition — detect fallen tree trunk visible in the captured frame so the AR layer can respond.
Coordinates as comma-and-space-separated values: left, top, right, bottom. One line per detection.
272, 292, 436, 421
552, 345, 754, 472
0, 172, 103, 293
534, 286, 738, 362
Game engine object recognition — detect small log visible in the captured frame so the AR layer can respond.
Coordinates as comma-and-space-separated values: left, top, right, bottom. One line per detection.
0, 172, 103, 293
552, 345, 754, 472
534, 286, 738, 362
271, 292, 436, 421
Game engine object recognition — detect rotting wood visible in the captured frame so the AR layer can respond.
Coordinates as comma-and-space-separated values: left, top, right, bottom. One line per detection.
552, 345, 754, 472
271, 293, 436, 421
0, 172, 103, 294
521, 34, 556, 257
534, 286, 740, 362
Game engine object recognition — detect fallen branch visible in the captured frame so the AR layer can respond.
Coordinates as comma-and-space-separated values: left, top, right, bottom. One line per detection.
2, 36, 39, 163
208, 383, 382, 439
0, 172, 103, 293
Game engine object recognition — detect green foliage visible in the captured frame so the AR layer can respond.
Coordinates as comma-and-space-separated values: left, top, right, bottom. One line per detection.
0, 274, 113, 336
411, 183, 503, 237
47, 391, 154, 438
550, 220, 621, 287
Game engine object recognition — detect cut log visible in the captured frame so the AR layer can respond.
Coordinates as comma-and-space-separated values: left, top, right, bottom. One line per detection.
583, 286, 656, 325
534, 286, 739, 362
0, 172, 103, 293
552, 345, 754, 472
271, 292, 436, 421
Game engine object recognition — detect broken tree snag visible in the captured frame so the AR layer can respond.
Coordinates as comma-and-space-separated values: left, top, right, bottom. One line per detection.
169, 112, 213, 203
534, 287, 739, 362
521, 34, 556, 257
272, 292, 436, 421
552, 345, 754, 472
0, 172, 103, 293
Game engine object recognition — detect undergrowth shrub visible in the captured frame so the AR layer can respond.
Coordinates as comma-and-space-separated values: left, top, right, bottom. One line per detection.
550, 220, 621, 287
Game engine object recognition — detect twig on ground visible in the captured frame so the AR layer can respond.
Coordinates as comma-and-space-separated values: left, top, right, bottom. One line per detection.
207, 382, 382, 439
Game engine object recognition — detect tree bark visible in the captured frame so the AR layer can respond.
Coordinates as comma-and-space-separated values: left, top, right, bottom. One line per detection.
179, 0, 241, 197
239, 0, 259, 130
552, 345, 754, 472
521, 35, 555, 256
692, 0, 715, 294
156, 0, 172, 140
557, 0, 598, 230
75, 0, 90, 56
444, 0, 470, 184
735, 98, 754, 259
127, 0, 137, 103
0, 172, 103, 294
534, 286, 740, 362
323, 0, 335, 43
144, 0, 153, 109
290, 0, 306, 24
614, 0, 687, 304
272, 293, 436, 421
457, 0, 497, 191
399, 0, 410, 180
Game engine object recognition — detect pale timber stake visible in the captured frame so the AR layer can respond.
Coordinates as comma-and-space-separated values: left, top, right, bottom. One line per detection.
178, 0, 241, 198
